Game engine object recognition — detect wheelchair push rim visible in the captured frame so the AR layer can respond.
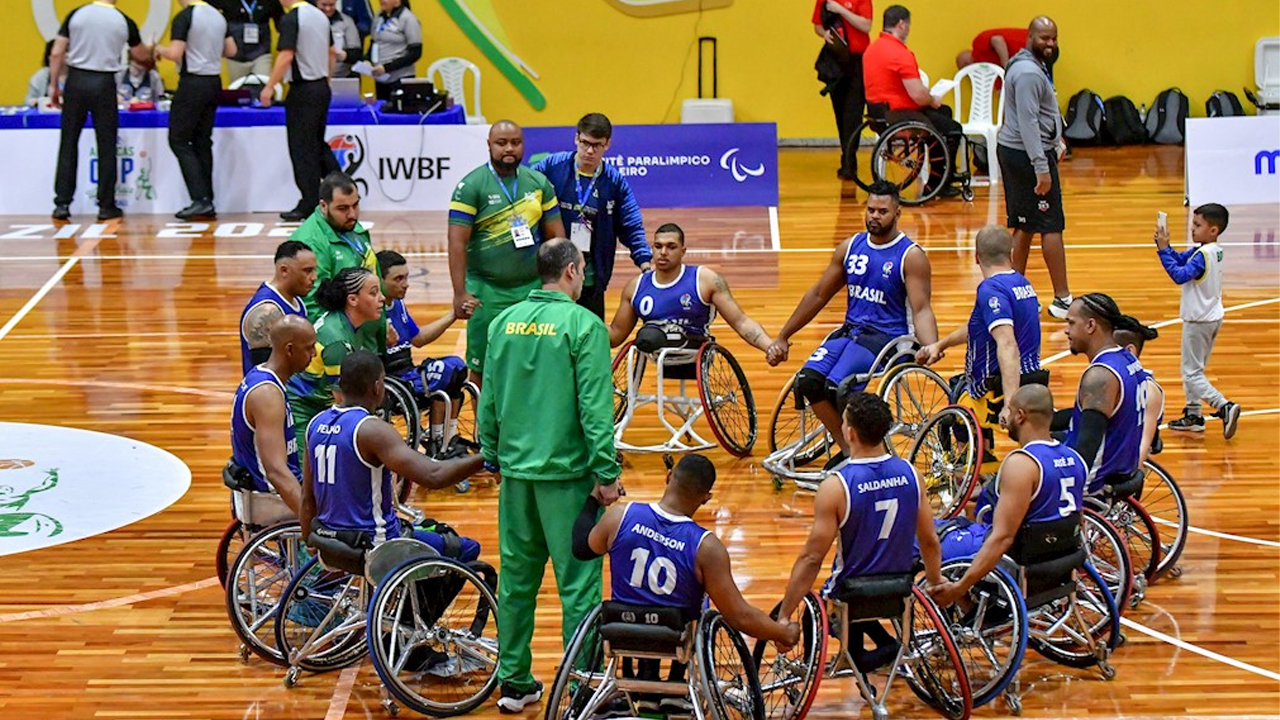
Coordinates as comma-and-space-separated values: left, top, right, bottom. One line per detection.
1107, 496, 1162, 582
274, 556, 370, 673
611, 341, 638, 426
876, 364, 951, 459
767, 376, 832, 468
545, 604, 605, 720
1082, 509, 1135, 613
753, 592, 826, 720
902, 586, 973, 720
697, 343, 757, 457
1140, 460, 1188, 580
225, 521, 307, 666
697, 610, 767, 720
935, 561, 1027, 708
907, 405, 983, 520
1027, 560, 1121, 668
217, 518, 245, 589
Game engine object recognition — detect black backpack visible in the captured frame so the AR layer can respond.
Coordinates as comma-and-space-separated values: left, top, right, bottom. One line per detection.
1206, 90, 1245, 117
1146, 88, 1190, 144
1063, 90, 1106, 145
1102, 96, 1148, 145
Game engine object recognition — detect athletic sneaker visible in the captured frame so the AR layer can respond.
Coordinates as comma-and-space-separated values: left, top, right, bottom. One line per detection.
1216, 401, 1241, 439
1167, 413, 1205, 433
659, 697, 694, 716
497, 681, 543, 713
1046, 295, 1073, 320
852, 639, 902, 673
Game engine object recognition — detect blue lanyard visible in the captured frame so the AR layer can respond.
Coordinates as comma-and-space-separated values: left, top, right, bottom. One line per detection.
376, 15, 392, 35
573, 156, 600, 216
486, 163, 519, 208
240, 0, 257, 17
339, 231, 366, 257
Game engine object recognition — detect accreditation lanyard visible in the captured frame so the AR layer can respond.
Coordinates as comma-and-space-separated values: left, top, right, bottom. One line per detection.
488, 163, 534, 247
573, 156, 600, 219
240, 0, 257, 17
487, 163, 520, 208
339, 231, 367, 258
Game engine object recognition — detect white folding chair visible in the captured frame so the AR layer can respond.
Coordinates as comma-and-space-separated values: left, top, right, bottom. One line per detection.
427, 57, 485, 124
950, 62, 1004, 186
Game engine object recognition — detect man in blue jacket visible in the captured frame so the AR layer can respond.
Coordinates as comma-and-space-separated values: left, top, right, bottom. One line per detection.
533, 113, 652, 319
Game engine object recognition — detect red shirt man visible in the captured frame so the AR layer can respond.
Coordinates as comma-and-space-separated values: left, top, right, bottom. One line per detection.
864, 31, 925, 111
957, 27, 1027, 68
812, 0, 873, 54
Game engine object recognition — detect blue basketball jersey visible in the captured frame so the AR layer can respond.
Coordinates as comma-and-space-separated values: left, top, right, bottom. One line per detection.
842, 232, 916, 337
1138, 368, 1164, 425
632, 266, 715, 338
307, 406, 400, 544
1066, 347, 1146, 493
823, 455, 921, 595
609, 502, 709, 617
965, 270, 1042, 398
239, 283, 307, 375
975, 440, 1086, 525
230, 366, 301, 492
384, 298, 420, 384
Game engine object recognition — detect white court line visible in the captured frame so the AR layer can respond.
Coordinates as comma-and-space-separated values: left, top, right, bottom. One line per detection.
1152, 515, 1280, 549
1120, 617, 1280, 682
0, 237, 101, 342
323, 665, 361, 720
768, 206, 780, 251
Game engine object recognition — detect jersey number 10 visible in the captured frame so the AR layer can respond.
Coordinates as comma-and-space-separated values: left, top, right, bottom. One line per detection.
628, 547, 678, 596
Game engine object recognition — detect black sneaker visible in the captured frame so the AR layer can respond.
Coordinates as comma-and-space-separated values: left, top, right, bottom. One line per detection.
1167, 413, 1205, 433
1217, 401, 1241, 439
597, 697, 634, 718
52, 204, 71, 220
497, 681, 543, 713
97, 205, 123, 221
852, 639, 901, 673
1047, 295, 1072, 320
279, 207, 309, 222
175, 200, 216, 220
659, 697, 694, 716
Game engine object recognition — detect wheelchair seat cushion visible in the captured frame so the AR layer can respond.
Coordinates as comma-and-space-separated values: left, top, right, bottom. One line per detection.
1101, 471, 1144, 501
600, 601, 690, 655
830, 573, 914, 620
634, 323, 693, 354
308, 521, 370, 576
1009, 513, 1081, 567
1023, 548, 1088, 608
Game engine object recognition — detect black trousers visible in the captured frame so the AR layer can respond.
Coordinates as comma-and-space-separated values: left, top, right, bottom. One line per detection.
285, 79, 338, 211
55, 68, 119, 208
169, 74, 221, 203
829, 54, 865, 172
576, 282, 606, 319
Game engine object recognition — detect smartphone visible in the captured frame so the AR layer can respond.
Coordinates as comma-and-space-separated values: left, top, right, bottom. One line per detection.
1156, 211, 1168, 232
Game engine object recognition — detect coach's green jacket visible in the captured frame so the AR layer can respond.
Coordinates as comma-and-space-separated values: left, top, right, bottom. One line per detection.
291, 207, 377, 321
478, 289, 620, 485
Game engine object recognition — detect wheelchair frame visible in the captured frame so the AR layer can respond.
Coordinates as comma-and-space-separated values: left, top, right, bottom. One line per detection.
846, 113, 976, 205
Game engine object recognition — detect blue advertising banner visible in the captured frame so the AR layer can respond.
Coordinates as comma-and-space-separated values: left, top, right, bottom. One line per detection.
524, 123, 779, 208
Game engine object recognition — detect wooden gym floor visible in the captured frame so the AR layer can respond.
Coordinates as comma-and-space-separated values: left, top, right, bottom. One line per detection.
0, 145, 1277, 719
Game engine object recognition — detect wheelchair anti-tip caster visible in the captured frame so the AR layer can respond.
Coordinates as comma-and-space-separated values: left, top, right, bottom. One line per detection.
1005, 693, 1023, 715
237, 644, 250, 663
1170, 565, 1184, 579
961, 186, 975, 202
382, 697, 400, 716
283, 667, 299, 688
1117, 632, 1127, 647
1099, 661, 1117, 680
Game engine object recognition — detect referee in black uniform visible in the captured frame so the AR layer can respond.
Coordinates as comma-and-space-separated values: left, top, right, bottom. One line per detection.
260, 0, 339, 221
49, 0, 150, 221
156, 0, 238, 220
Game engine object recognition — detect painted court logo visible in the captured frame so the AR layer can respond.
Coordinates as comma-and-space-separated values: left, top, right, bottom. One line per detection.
0, 423, 190, 557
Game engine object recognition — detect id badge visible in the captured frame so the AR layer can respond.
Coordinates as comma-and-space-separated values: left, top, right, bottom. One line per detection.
511, 217, 534, 248
243, 24, 260, 45
570, 220, 592, 252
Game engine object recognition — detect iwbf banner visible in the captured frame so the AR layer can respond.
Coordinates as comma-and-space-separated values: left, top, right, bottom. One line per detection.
1185, 117, 1280, 207
525, 124, 778, 208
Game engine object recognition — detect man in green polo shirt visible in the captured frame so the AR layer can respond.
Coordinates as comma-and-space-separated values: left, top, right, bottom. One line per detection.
478, 238, 621, 712
448, 120, 565, 384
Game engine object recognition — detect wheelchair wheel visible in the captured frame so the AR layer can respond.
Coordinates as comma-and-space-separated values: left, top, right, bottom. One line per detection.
1106, 497, 1161, 582
844, 119, 879, 192
367, 557, 500, 717
225, 521, 306, 666
1140, 460, 1188, 580
753, 592, 826, 720
1027, 561, 1121, 668
380, 376, 423, 451
453, 381, 480, 451
611, 342, 641, 425
697, 610, 766, 720
871, 121, 951, 206
902, 586, 973, 720
876, 364, 950, 458
546, 605, 604, 720
697, 343, 757, 457
1082, 509, 1135, 612
907, 406, 983, 519
274, 556, 369, 673
935, 560, 1027, 708
217, 519, 245, 589
767, 377, 832, 468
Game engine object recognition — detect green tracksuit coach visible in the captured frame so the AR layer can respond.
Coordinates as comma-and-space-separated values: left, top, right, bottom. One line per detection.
478, 246, 620, 699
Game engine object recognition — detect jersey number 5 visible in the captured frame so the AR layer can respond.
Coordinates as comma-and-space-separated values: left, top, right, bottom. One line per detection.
628, 547, 678, 596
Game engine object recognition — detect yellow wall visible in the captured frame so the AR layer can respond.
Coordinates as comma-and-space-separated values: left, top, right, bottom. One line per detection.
12, 0, 1279, 138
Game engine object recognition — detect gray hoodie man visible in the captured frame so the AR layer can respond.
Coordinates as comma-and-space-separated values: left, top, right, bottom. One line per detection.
998, 46, 1061, 175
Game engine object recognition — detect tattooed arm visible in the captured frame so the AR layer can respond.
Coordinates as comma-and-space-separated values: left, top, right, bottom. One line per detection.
241, 302, 286, 353
1070, 365, 1120, 470
701, 267, 772, 353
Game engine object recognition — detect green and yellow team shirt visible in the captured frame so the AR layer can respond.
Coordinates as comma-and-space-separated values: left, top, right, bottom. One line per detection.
286, 310, 382, 425
449, 164, 560, 287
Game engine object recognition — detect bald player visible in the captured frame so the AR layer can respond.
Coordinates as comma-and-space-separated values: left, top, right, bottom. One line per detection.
230, 314, 317, 513
930, 385, 1086, 607
448, 120, 566, 385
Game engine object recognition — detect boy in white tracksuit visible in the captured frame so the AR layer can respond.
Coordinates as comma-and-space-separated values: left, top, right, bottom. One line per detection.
1153, 203, 1240, 438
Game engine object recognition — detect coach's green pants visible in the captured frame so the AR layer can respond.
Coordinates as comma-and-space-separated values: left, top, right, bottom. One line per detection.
497, 476, 602, 692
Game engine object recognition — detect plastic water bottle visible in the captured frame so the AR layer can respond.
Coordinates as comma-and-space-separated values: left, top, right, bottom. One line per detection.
1139, 103, 1148, 123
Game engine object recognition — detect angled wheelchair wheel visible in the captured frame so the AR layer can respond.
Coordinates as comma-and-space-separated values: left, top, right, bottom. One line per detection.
275, 556, 369, 673
876, 364, 950, 458
1140, 460, 1188, 580
1027, 561, 1121, 668
697, 610, 766, 720
380, 376, 423, 451
753, 592, 826, 720
546, 605, 604, 720
453, 381, 480, 450
907, 406, 983, 519
226, 521, 307, 666
611, 342, 640, 425
1082, 509, 1135, 612
768, 377, 832, 468
902, 586, 972, 720
698, 343, 757, 457
217, 519, 246, 589
871, 121, 951, 206
1107, 497, 1161, 582
935, 560, 1027, 708
367, 557, 500, 717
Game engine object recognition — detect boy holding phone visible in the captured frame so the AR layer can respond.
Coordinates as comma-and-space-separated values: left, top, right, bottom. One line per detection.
1153, 204, 1240, 438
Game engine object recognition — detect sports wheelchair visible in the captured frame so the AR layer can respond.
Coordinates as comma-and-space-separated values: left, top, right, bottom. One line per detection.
754, 584, 972, 720
764, 336, 963, 492
845, 103, 975, 205
546, 600, 764, 720
217, 460, 300, 589
934, 513, 1120, 715
612, 326, 756, 457
273, 525, 500, 717
376, 367, 483, 501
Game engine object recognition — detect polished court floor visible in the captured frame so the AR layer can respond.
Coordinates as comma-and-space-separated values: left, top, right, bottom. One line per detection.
0, 145, 1277, 719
